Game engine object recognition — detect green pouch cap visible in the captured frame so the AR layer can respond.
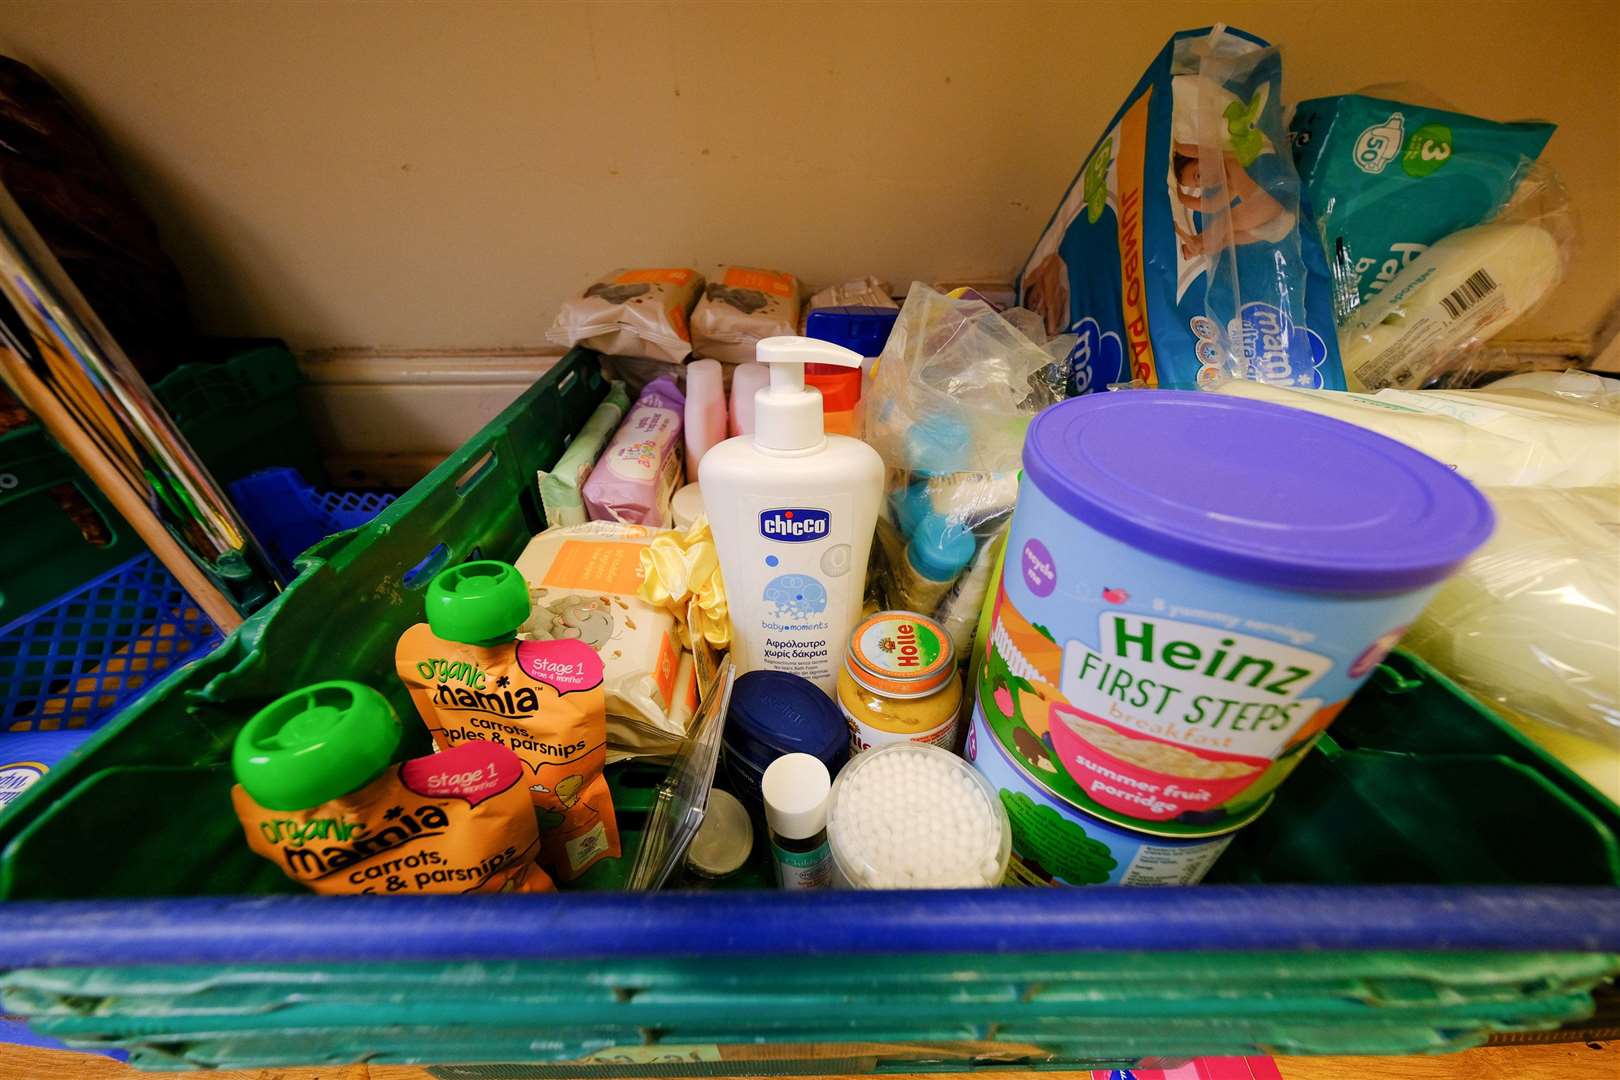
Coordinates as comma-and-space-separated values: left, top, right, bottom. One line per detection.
425, 560, 531, 645
233, 680, 401, 810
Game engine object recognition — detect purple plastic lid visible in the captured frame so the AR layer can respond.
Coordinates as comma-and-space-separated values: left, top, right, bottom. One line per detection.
1021, 391, 1494, 594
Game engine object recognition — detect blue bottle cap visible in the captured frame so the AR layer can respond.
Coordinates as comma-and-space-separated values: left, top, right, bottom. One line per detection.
907, 512, 978, 583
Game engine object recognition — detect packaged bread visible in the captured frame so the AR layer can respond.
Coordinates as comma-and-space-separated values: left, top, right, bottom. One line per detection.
514, 522, 692, 757
548, 268, 704, 363
692, 266, 801, 363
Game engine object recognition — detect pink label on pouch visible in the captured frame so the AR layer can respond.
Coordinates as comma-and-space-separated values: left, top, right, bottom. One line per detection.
516, 637, 605, 694
400, 742, 526, 807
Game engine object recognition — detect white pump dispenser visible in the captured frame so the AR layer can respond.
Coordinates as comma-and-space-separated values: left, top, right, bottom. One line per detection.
752, 337, 853, 451
700, 336, 884, 694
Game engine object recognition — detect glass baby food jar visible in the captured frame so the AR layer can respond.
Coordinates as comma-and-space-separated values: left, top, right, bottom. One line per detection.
838, 611, 962, 753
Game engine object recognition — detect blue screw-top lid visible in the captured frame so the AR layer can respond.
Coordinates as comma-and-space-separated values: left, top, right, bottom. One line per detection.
1021, 391, 1494, 594
907, 512, 978, 583
724, 671, 847, 776
804, 305, 899, 359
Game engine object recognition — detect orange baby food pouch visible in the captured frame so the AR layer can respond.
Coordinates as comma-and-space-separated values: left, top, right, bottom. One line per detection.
230, 680, 554, 895
395, 561, 620, 881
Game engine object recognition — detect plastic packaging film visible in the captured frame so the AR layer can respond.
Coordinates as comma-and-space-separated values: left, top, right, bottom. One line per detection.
1209, 369, 1620, 488
1401, 485, 1619, 751
1208, 370, 1619, 750
864, 284, 1064, 623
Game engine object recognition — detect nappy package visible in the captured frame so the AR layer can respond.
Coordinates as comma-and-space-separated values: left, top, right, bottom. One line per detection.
1018, 26, 1345, 395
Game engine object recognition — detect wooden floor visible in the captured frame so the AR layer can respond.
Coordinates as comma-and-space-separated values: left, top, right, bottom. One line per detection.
0, 1041, 1615, 1080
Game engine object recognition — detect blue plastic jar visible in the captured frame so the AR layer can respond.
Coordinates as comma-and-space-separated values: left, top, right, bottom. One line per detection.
722, 671, 848, 810
972, 391, 1493, 881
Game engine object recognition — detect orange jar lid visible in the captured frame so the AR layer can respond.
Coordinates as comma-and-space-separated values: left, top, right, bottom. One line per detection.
805, 365, 862, 412
844, 611, 955, 700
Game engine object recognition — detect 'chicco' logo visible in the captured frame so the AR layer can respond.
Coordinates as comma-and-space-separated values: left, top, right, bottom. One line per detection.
758, 508, 830, 543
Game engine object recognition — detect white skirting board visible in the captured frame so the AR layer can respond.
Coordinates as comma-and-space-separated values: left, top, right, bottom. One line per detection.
297, 323, 1610, 490
298, 348, 567, 488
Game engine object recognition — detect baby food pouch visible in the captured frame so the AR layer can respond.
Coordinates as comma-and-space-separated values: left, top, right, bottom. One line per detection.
581, 376, 685, 528
1288, 93, 1555, 323
691, 266, 802, 363
1017, 26, 1344, 395
547, 267, 704, 364
395, 561, 620, 882
230, 680, 554, 895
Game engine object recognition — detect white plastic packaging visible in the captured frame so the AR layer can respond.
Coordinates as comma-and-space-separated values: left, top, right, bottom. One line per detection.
547, 268, 704, 364
805, 276, 896, 316
692, 267, 802, 364
700, 337, 884, 695
513, 522, 688, 756
1340, 223, 1563, 391
1211, 369, 1620, 488
670, 482, 705, 531
728, 362, 768, 437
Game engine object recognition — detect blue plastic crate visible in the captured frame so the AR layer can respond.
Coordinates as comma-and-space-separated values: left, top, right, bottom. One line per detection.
0, 553, 222, 742
228, 467, 396, 579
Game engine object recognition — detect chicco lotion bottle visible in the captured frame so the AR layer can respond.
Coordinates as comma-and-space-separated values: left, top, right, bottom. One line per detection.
701, 336, 883, 695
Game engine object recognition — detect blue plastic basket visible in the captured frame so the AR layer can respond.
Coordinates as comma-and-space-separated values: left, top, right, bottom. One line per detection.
0, 553, 222, 740
228, 467, 397, 579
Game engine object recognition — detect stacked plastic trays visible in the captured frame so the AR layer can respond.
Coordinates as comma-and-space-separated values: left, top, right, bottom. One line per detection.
0, 344, 393, 813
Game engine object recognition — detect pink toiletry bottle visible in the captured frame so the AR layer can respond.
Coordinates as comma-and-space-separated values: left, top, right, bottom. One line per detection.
684, 358, 726, 478
728, 361, 769, 437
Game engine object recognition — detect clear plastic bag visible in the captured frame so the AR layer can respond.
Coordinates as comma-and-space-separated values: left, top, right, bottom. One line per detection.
864, 284, 1064, 649
1188, 31, 1343, 391
1401, 485, 1620, 750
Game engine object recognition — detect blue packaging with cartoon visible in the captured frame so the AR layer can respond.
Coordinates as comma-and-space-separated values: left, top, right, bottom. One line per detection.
1018, 26, 1346, 395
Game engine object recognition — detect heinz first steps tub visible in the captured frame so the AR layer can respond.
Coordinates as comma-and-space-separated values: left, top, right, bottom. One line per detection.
972, 390, 1494, 882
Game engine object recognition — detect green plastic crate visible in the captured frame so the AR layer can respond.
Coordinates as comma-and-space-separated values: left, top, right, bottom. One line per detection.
0, 424, 143, 623
151, 342, 321, 487
1, 350, 1616, 1071
0, 340, 314, 623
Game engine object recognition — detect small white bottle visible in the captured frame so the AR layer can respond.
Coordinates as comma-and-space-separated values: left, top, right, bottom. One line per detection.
700, 337, 884, 694
761, 753, 834, 889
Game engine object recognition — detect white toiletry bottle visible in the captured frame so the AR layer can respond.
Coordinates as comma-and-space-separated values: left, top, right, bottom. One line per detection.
700, 336, 884, 695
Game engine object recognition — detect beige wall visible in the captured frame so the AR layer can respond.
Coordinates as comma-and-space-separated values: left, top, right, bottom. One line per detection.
1, 0, 1615, 353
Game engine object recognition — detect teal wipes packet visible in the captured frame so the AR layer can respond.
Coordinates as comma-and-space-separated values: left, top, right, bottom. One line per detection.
1288, 94, 1555, 323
